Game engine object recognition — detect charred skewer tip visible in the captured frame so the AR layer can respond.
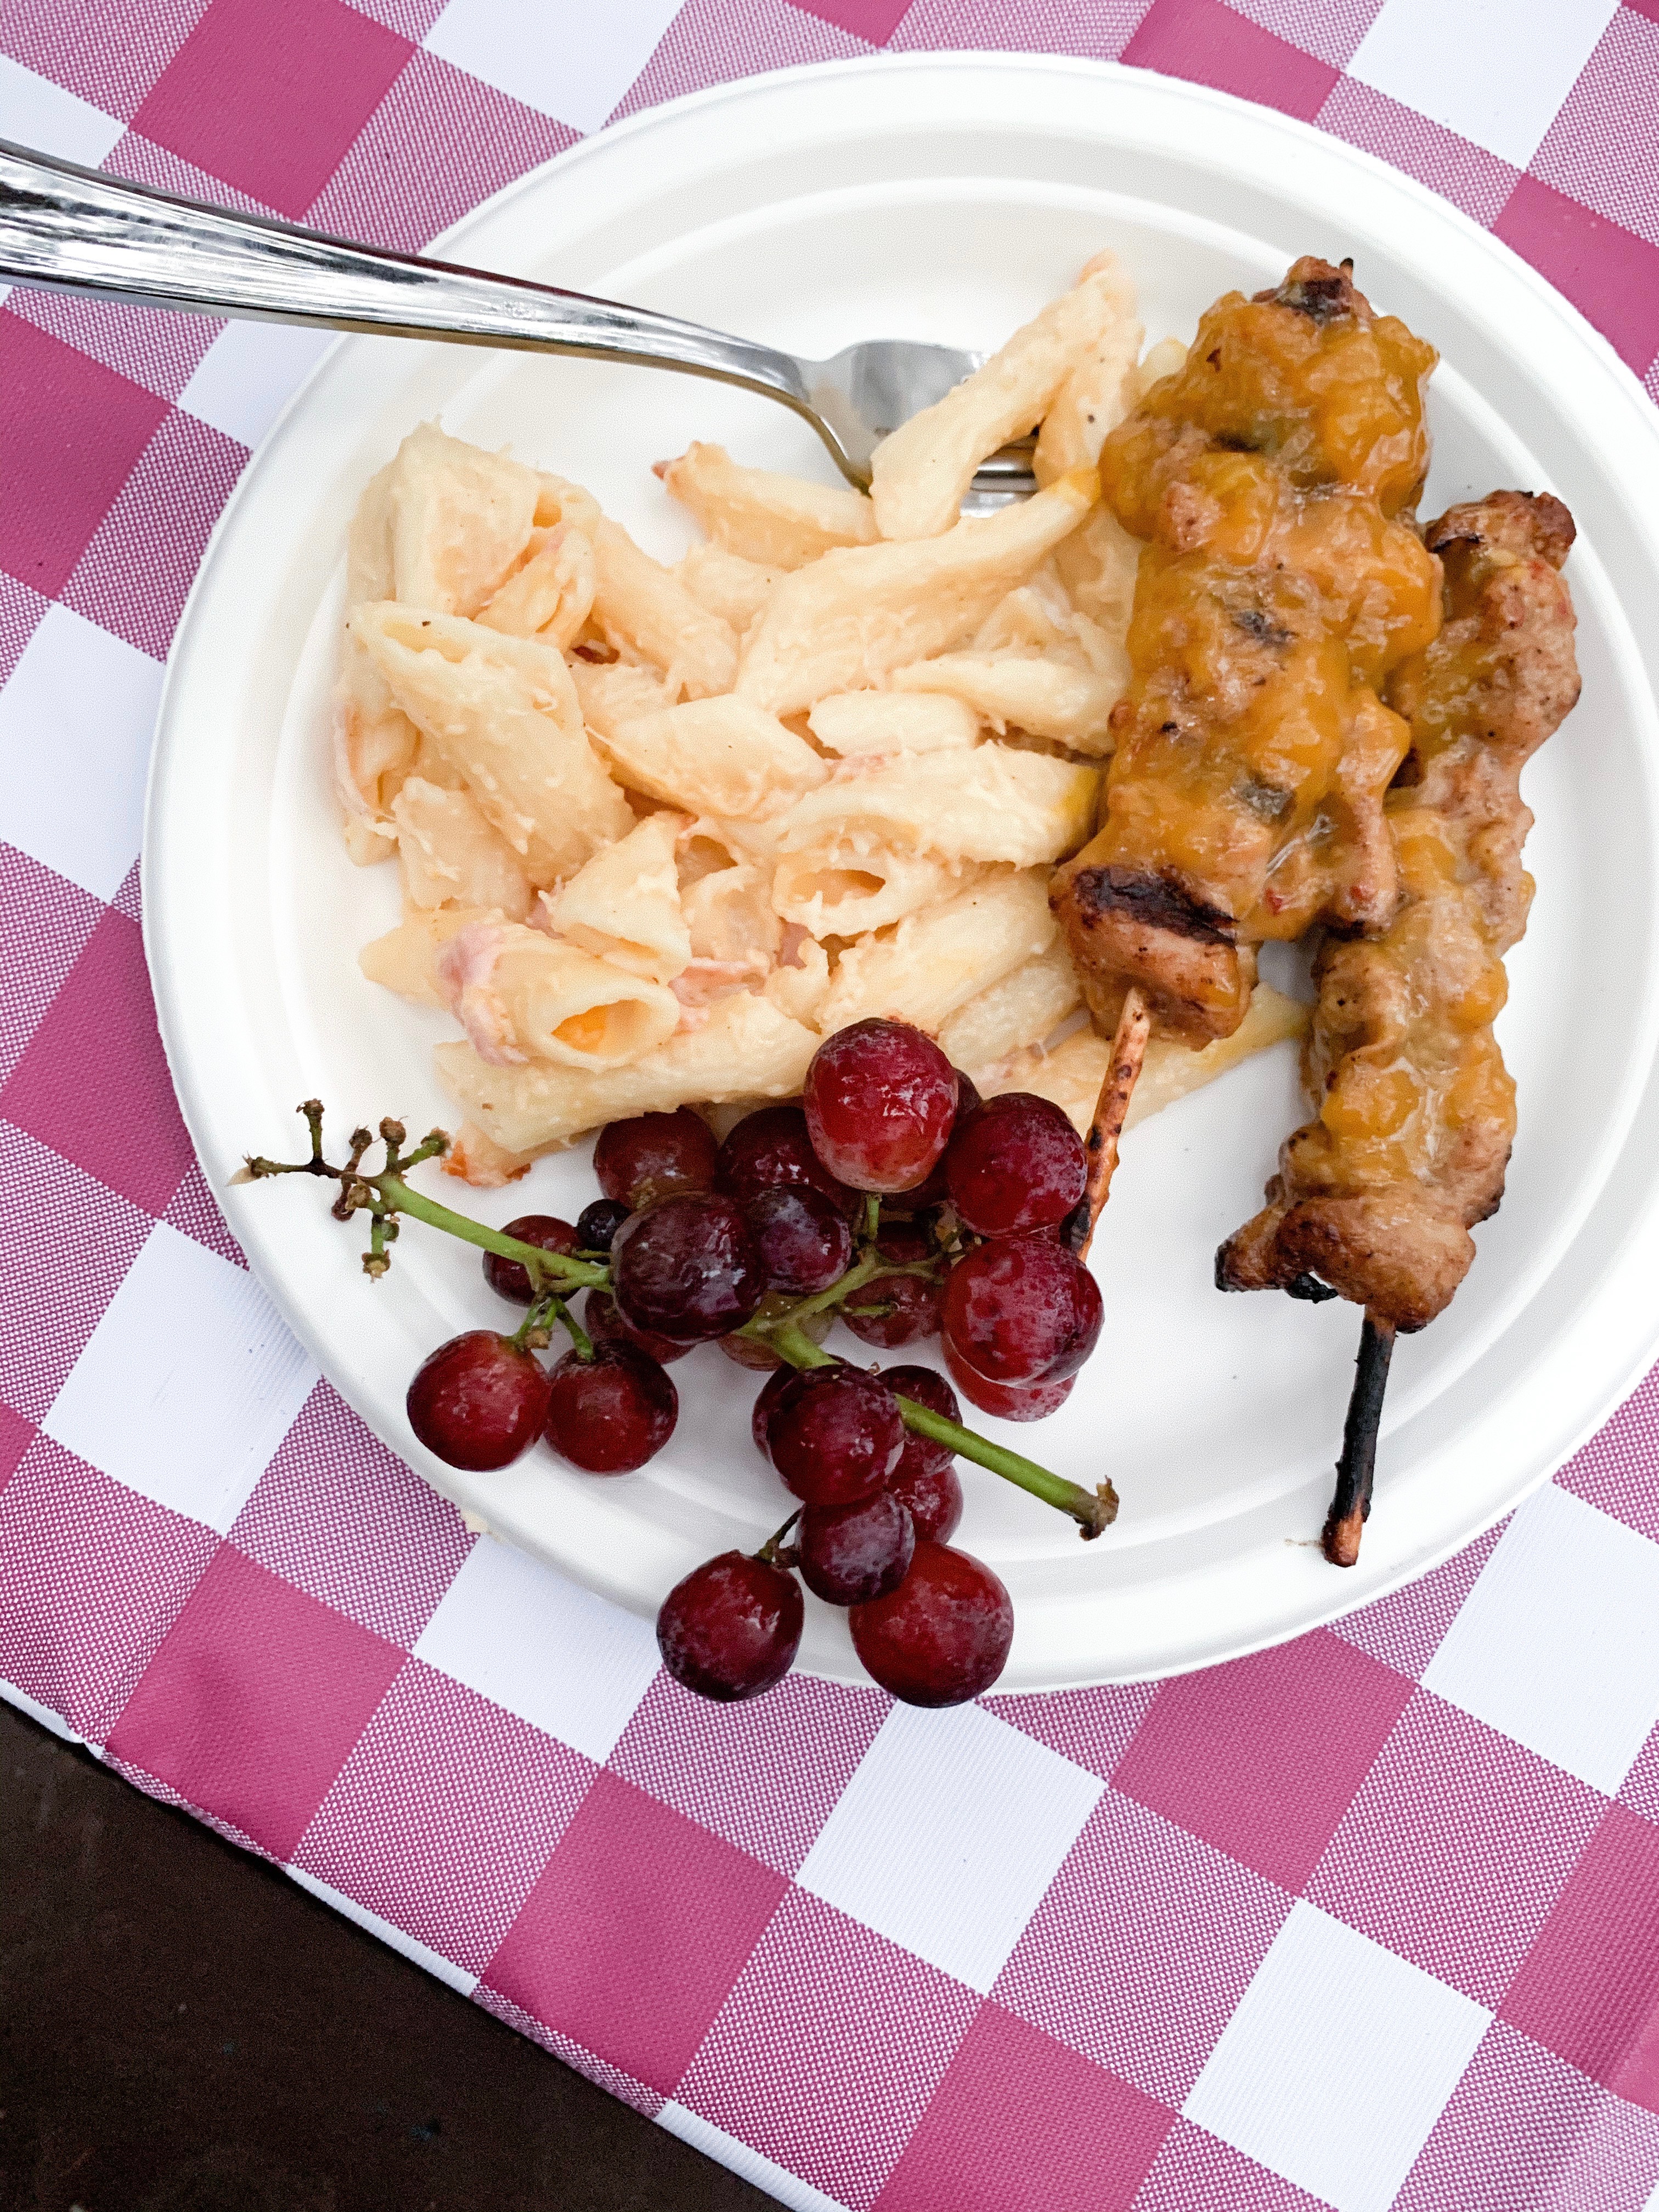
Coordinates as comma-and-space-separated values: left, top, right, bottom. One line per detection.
1321, 1310, 1396, 1567
1076, 987, 1152, 1262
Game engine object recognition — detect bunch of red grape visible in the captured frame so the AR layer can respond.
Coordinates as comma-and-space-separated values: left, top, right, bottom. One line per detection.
403, 1016, 1101, 1709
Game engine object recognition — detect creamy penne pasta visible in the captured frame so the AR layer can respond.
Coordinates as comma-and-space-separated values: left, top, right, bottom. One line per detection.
818, 870, 1056, 1036
393, 777, 534, 921
682, 860, 783, 967
359, 904, 496, 1007
772, 839, 970, 938
936, 940, 1083, 1070
599, 697, 828, 820
773, 744, 1098, 868
871, 253, 1138, 541
387, 422, 540, 617
592, 518, 737, 698
660, 443, 879, 568
567, 657, 675, 738
476, 523, 596, 646
890, 652, 1125, 751
436, 992, 819, 1156
675, 542, 783, 630
806, 691, 980, 756
434, 920, 681, 1070
350, 604, 631, 883
541, 810, 690, 983
735, 471, 1098, 714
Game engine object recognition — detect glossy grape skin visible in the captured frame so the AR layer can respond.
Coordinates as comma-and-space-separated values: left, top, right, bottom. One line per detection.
407, 1330, 551, 1471
658, 1550, 804, 1702
594, 1108, 718, 1210
945, 1092, 1087, 1237
941, 1235, 1103, 1385
575, 1197, 631, 1252
611, 1193, 766, 1344
943, 1337, 1079, 1422
482, 1214, 579, 1306
881, 1364, 965, 1542
745, 1184, 854, 1297
803, 1019, 958, 1194
584, 1289, 691, 1366
716, 1103, 859, 1215
843, 1221, 942, 1350
850, 1541, 1014, 1706
898, 1069, 986, 1210
799, 1492, 915, 1606
766, 1365, 905, 1506
751, 1359, 797, 1460
543, 1340, 677, 1474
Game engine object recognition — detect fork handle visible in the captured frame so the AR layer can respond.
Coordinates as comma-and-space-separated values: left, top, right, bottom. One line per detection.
0, 140, 821, 426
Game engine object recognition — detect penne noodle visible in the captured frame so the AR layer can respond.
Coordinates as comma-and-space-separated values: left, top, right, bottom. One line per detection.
535, 472, 602, 535
735, 471, 1098, 714
1031, 250, 1144, 483
937, 940, 1084, 1070
541, 810, 691, 984
764, 935, 832, 1026
359, 904, 496, 1007
475, 523, 596, 646
890, 651, 1126, 752
351, 603, 631, 884
682, 861, 783, 966
818, 870, 1056, 1036
772, 837, 972, 938
336, 458, 418, 860
591, 518, 737, 698
393, 777, 534, 921
600, 696, 829, 820
973, 985, 1310, 1134
871, 254, 1138, 541
568, 656, 676, 739
659, 442, 879, 569
675, 541, 783, 630
807, 691, 980, 757
436, 991, 820, 1158
773, 743, 1099, 869
387, 422, 540, 616
435, 920, 681, 1069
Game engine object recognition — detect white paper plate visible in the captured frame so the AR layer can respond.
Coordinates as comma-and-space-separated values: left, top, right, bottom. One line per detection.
144, 54, 1659, 1690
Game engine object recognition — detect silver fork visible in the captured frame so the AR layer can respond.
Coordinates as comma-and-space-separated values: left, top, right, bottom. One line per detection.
0, 141, 1037, 500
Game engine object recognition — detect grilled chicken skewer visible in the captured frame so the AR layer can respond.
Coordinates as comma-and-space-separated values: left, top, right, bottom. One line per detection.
1054, 255, 1442, 1150
1217, 491, 1581, 1563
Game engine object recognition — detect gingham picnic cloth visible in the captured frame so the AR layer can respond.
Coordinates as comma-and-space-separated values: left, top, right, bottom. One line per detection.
4, 4, 1659, 2207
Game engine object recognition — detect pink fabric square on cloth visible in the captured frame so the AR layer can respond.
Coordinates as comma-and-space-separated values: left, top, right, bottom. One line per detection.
678, 1886, 979, 2207
1113, 1629, 1413, 1890
481, 1770, 788, 2095
132, 0, 413, 219
1494, 176, 1659, 374
872, 2001, 1174, 2211
1122, 0, 1340, 121
107, 1543, 405, 1861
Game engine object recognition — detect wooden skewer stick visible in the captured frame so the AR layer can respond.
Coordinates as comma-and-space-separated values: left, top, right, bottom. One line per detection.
1076, 986, 1152, 1262
1321, 1308, 1397, 1567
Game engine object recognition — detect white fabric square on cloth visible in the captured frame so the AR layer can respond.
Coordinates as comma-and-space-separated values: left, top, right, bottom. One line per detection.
0, 53, 123, 166
43, 1222, 319, 1534
1348, 0, 1620, 167
0, 606, 162, 901
178, 322, 335, 450
1183, 1900, 1490, 2212
1423, 1481, 1659, 1795
413, 1533, 661, 1762
796, 1701, 1101, 1994
423, 0, 683, 134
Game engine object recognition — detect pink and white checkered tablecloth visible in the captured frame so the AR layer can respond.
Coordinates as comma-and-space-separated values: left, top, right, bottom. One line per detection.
4, 4, 1659, 2207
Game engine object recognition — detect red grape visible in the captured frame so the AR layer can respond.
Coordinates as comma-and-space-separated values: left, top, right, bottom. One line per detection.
575, 1197, 631, 1252
544, 1341, 676, 1473
751, 1359, 798, 1460
746, 1186, 852, 1296
482, 1214, 578, 1305
843, 1220, 942, 1350
945, 1092, 1086, 1236
594, 1108, 718, 1209
716, 1103, 859, 1215
799, 1492, 915, 1605
407, 1330, 551, 1471
803, 1019, 958, 1193
850, 1541, 1014, 1706
766, 1365, 905, 1505
943, 1337, 1079, 1422
881, 1364, 964, 1542
941, 1235, 1103, 1385
894, 1069, 985, 1210
611, 1192, 766, 1344
657, 1550, 803, 1702
584, 1288, 690, 1365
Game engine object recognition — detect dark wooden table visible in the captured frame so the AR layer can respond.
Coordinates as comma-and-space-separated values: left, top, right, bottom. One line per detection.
1, 1702, 772, 2211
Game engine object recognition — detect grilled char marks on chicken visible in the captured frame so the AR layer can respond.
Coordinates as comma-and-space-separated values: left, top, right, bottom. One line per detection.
1052, 256, 1442, 1048
1216, 491, 1580, 1330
